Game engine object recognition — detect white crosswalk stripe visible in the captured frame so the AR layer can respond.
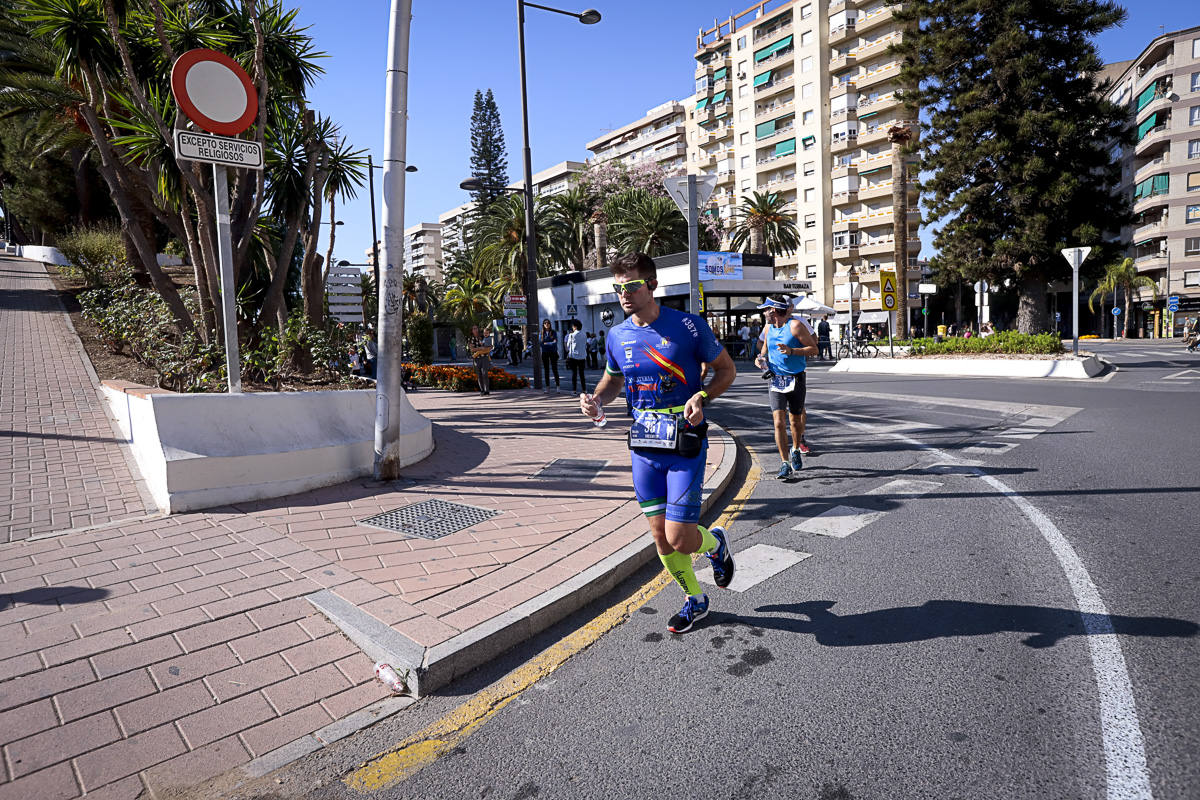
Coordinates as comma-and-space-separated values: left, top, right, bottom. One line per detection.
696, 543, 811, 592
791, 505, 886, 538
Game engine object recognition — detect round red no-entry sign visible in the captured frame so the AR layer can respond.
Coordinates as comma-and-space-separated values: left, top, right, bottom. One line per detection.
170, 49, 258, 136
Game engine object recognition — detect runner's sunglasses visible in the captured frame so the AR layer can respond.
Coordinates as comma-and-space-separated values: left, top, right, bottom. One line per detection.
612, 279, 652, 294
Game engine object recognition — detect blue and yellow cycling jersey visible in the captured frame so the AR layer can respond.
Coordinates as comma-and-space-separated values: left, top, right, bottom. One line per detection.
605, 306, 725, 412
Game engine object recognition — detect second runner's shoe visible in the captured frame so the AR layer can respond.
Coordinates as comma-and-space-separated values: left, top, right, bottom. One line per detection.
789, 447, 804, 471
706, 526, 734, 589
667, 594, 709, 634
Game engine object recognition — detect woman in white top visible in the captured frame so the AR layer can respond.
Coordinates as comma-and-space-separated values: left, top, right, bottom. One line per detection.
564, 319, 588, 394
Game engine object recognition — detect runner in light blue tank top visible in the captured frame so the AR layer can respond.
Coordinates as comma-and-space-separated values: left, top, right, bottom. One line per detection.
754, 296, 819, 480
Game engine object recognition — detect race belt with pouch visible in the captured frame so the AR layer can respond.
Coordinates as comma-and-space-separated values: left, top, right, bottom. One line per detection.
768, 372, 798, 393
628, 406, 708, 458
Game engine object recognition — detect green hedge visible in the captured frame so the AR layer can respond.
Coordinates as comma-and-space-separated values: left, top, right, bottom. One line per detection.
57, 224, 127, 287
908, 331, 1064, 356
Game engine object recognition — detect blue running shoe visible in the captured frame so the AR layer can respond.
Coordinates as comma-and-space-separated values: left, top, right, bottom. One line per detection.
667, 595, 709, 634
706, 526, 734, 589
789, 447, 803, 472
777, 460, 793, 480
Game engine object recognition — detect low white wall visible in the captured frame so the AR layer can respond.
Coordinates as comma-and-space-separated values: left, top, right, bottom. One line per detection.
19, 245, 69, 266
830, 355, 1103, 379
102, 387, 434, 513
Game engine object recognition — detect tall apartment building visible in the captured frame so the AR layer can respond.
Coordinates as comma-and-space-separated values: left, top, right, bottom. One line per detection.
1107, 24, 1200, 336
403, 223, 443, 283
688, 0, 918, 310
586, 101, 688, 169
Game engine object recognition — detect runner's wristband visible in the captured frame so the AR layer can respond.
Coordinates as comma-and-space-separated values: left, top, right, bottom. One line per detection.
698, 390, 710, 406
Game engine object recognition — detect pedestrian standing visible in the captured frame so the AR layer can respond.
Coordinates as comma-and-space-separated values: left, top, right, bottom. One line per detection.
579, 252, 737, 634
755, 296, 818, 480
508, 327, 522, 366
738, 320, 751, 359
585, 331, 599, 369
540, 319, 561, 392
817, 315, 832, 360
565, 320, 588, 394
468, 324, 493, 396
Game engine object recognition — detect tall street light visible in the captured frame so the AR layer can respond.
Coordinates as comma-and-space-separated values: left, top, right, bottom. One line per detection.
514, 0, 600, 389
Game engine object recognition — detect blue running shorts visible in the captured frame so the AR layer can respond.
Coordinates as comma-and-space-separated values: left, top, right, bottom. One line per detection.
630, 442, 708, 524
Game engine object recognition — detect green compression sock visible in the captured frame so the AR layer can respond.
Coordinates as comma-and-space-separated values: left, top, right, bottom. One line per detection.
698, 525, 718, 555
659, 550, 702, 597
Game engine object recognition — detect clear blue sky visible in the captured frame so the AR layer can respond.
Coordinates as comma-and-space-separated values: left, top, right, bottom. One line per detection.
294, 1, 1194, 268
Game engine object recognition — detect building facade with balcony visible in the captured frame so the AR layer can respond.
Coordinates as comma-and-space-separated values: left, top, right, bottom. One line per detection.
586, 102, 688, 169
1108, 24, 1200, 336
403, 223, 443, 283
686, 0, 919, 313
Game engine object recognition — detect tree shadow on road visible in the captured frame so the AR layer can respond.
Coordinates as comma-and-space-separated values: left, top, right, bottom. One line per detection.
741, 599, 1198, 649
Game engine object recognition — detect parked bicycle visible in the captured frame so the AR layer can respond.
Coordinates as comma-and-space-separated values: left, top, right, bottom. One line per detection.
837, 339, 880, 359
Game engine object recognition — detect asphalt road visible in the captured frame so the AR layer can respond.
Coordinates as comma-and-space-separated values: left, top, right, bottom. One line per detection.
232, 340, 1199, 800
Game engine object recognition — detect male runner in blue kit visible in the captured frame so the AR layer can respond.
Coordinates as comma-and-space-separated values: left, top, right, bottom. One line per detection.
754, 295, 819, 479
579, 253, 738, 633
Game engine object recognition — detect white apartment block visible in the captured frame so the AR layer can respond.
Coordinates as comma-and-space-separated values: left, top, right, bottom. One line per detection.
586, 101, 688, 169
687, 0, 918, 310
403, 222, 443, 283
1107, 24, 1200, 336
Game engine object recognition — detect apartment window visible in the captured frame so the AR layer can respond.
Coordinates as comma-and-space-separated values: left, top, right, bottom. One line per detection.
696, 76, 710, 92
804, 213, 816, 228
800, 3, 813, 19
805, 239, 817, 254
1194, 38, 1200, 58
739, 108, 750, 121
802, 135, 816, 150
801, 30, 813, 47
801, 56, 814, 73
1186, 270, 1200, 287
1193, 106, 1200, 126
740, 132, 749, 145
1186, 237, 1200, 255
737, 35, 747, 50
1189, 204, 1200, 223
739, 85, 750, 98
741, 156, 750, 168
1191, 139, 1200, 159
802, 82, 814, 99
1190, 172, 1200, 192
803, 161, 815, 176
1193, 73, 1200, 93
807, 265, 818, 279
804, 187, 815, 202
803, 109, 814, 124
742, 179, 751, 191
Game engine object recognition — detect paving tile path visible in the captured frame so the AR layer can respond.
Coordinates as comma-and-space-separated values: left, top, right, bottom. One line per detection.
0, 256, 152, 542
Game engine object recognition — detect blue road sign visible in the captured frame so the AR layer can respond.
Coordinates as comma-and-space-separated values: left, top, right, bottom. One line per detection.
1168, 299, 1180, 312
1055, 312, 1062, 322
1112, 307, 1121, 316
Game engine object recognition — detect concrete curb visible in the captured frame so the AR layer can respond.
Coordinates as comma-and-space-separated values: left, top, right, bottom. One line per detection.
829, 354, 1105, 379
232, 425, 740, 784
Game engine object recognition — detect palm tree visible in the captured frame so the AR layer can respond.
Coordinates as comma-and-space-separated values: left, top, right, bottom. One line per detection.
603, 189, 686, 257
441, 271, 499, 332
472, 193, 560, 285
544, 187, 592, 271
728, 191, 801, 256
1088, 257, 1158, 338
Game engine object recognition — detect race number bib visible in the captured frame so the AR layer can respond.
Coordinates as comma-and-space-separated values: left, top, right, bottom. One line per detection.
629, 411, 679, 450
769, 373, 796, 393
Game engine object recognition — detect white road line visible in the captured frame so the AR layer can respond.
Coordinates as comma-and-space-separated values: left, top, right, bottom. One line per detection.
821, 408, 1154, 800
792, 505, 887, 538
866, 479, 942, 497
1162, 369, 1200, 380
696, 543, 811, 592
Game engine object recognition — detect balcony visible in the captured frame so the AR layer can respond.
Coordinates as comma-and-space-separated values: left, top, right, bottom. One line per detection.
696, 153, 716, 169
715, 169, 735, 185
857, 92, 902, 116
856, 60, 902, 89
833, 243, 861, 260
1134, 124, 1170, 158
855, 5, 897, 33
758, 46, 796, 69
753, 18, 793, 44
831, 133, 858, 154
1135, 53, 1174, 89
755, 74, 795, 99
829, 51, 857, 73
832, 218, 860, 232
756, 98, 795, 119
858, 180, 894, 201
1133, 217, 1167, 240
654, 142, 688, 161
757, 122, 796, 145
830, 80, 857, 99
831, 189, 859, 205
759, 174, 797, 192
1133, 191, 1168, 214
831, 104, 859, 122
832, 163, 858, 180
1133, 153, 1170, 182
829, 21, 856, 46
829, 0, 858, 14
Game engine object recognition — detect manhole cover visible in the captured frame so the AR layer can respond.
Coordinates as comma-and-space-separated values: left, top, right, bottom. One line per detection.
534, 459, 608, 481
358, 499, 500, 540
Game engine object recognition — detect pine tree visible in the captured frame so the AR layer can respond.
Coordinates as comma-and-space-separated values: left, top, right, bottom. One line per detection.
893, 0, 1134, 333
469, 89, 510, 209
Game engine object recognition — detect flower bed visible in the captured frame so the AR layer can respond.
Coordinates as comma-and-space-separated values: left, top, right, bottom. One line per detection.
403, 363, 529, 392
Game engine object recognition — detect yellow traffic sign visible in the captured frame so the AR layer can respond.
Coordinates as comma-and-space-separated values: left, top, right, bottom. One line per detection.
879, 269, 899, 312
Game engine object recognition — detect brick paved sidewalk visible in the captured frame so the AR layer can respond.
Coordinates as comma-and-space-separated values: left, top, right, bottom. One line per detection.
0, 256, 153, 542
2, 388, 731, 799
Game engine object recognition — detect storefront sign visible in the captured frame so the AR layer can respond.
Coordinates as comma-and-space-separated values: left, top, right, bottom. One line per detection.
698, 251, 743, 280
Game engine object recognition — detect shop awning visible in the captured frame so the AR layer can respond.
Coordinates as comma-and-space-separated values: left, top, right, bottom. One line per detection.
775, 138, 796, 157
753, 70, 773, 87
857, 311, 891, 323
858, 110, 879, 119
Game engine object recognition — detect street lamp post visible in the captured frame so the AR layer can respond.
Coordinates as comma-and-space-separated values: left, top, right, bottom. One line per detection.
848, 264, 859, 357
515, 1, 600, 389
1160, 246, 1172, 338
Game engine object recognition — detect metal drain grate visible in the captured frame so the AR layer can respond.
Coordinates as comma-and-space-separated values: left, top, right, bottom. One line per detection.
358, 499, 500, 540
534, 459, 608, 481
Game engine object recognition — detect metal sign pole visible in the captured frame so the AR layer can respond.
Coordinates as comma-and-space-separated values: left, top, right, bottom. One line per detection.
212, 164, 241, 393
888, 311, 894, 357
687, 175, 699, 315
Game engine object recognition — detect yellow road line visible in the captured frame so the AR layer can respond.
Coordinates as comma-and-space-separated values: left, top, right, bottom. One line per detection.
344, 461, 761, 793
